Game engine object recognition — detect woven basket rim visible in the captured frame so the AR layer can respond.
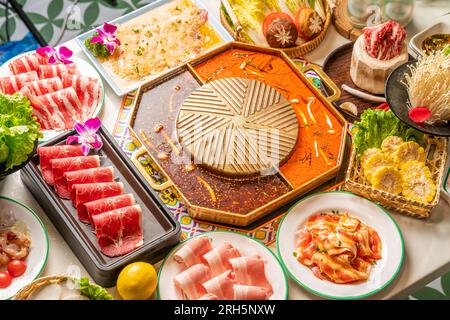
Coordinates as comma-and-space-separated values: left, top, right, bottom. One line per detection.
220, 0, 331, 57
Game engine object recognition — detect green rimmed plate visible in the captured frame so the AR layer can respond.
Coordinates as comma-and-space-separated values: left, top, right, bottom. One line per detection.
277, 191, 404, 300
0, 51, 105, 143
0, 196, 49, 300
157, 231, 289, 300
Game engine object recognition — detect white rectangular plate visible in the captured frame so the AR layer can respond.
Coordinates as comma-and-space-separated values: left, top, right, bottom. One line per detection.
75, 0, 233, 96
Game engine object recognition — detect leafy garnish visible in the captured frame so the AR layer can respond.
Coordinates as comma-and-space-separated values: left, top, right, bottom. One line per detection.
352, 109, 424, 156
79, 278, 113, 300
0, 93, 41, 170
85, 32, 112, 58
443, 44, 450, 56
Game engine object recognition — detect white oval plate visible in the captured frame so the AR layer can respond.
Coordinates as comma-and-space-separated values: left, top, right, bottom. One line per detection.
0, 51, 105, 142
158, 231, 289, 300
0, 196, 49, 300
277, 191, 404, 300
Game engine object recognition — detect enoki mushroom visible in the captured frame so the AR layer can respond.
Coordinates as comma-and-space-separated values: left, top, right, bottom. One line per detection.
402, 50, 450, 124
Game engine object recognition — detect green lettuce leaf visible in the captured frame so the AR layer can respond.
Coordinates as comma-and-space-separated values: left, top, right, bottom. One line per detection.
352, 109, 424, 156
0, 93, 41, 170
78, 278, 113, 300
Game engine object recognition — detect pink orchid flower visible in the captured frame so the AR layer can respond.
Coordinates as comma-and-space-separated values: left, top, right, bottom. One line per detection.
90, 23, 121, 54
36, 46, 73, 64
66, 118, 103, 155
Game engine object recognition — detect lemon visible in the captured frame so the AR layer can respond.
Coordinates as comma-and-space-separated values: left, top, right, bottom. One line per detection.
117, 262, 157, 300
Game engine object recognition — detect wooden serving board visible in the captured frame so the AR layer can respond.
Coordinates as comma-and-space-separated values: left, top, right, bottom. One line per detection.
323, 42, 380, 116
333, 0, 364, 41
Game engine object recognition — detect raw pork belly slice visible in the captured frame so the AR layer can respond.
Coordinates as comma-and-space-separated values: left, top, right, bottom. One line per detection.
91, 205, 143, 257
9, 53, 47, 74
51, 155, 100, 198
84, 194, 135, 224
0, 71, 39, 94
22, 77, 64, 96
38, 63, 77, 79
33, 87, 84, 130
233, 285, 269, 300
198, 294, 218, 300
65, 166, 115, 203
173, 236, 212, 268
202, 270, 235, 300
62, 74, 101, 110
19, 87, 54, 130
229, 256, 273, 296
173, 264, 211, 300
203, 242, 240, 276
74, 182, 124, 223
38, 145, 84, 185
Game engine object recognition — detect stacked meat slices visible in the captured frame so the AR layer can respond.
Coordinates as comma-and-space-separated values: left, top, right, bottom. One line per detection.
38, 144, 143, 257
0, 52, 101, 130
173, 237, 273, 300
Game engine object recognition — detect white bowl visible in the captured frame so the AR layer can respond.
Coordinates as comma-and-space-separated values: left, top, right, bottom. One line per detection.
409, 22, 450, 57
0, 196, 49, 300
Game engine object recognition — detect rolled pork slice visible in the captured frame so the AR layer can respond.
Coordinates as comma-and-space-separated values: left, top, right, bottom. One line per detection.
73, 182, 124, 223
8, 53, 48, 74
38, 145, 84, 185
33, 87, 84, 130
197, 293, 218, 300
202, 270, 235, 300
173, 236, 212, 268
50, 155, 100, 198
22, 77, 64, 96
203, 242, 240, 276
173, 264, 211, 300
229, 256, 273, 296
38, 63, 78, 79
233, 285, 269, 300
91, 204, 143, 257
61, 74, 101, 112
0, 71, 39, 94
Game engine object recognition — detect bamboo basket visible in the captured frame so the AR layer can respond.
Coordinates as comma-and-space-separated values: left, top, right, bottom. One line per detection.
343, 136, 449, 218
220, 1, 332, 58
13, 275, 69, 300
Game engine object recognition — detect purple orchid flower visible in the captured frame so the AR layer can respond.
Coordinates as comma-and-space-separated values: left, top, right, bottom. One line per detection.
36, 46, 73, 64
66, 118, 103, 155
90, 23, 121, 54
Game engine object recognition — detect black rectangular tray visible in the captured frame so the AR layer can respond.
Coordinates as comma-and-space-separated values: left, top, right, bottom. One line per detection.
21, 127, 181, 287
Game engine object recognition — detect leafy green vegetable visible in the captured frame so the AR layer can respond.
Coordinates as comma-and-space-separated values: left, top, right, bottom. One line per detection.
78, 278, 113, 300
230, 0, 266, 31
0, 93, 41, 170
0, 140, 9, 163
85, 32, 111, 58
352, 109, 424, 156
